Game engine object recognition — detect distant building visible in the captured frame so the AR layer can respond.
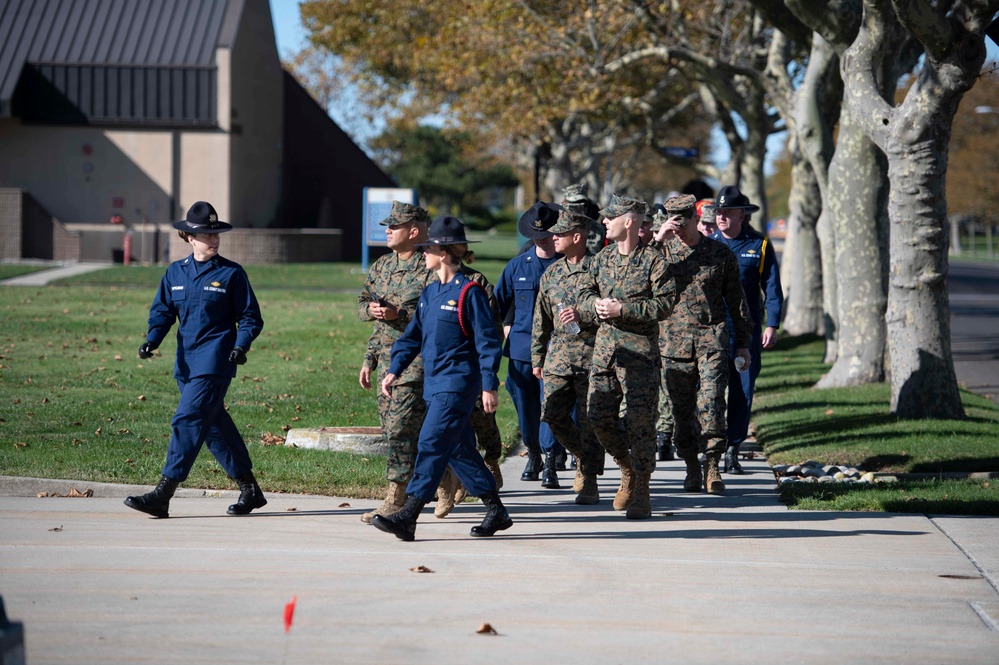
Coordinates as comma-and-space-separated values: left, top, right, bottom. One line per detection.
0, 0, 394, 263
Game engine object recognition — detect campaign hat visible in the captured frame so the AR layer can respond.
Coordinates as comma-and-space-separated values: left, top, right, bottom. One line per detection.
415, 215, 480, 246
172, 201, 232, 233
518, 201, 563, 239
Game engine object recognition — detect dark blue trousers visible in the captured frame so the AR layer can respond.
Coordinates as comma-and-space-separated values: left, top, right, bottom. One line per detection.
407, 391, 498, 503
506, 359, 562, 454
727, 328, 763, 446
162, 376, 252, 482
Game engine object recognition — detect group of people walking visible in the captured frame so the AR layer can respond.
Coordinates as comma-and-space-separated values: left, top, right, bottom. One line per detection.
123, 184, 783, 543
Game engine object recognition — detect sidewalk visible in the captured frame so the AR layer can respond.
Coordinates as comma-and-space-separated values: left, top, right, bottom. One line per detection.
0, 261, 110, 286
1, 455, 996, 664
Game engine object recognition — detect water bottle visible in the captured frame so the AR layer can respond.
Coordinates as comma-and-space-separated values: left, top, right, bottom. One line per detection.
734, 356, 748, 372
557, 302, 581, 335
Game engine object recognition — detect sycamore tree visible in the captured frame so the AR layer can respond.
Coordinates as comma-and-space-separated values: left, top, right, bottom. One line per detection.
837, 0, 999, 418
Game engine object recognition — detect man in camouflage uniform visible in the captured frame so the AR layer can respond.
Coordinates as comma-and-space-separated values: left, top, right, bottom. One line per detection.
652, 195, 752, 494
531, 209, 605, 504
357, 201, 432, 523
577, 194, 674, 520
562, 183, 605, 256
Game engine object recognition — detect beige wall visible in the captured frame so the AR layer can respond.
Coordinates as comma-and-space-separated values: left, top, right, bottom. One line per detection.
226, 0, 283, 228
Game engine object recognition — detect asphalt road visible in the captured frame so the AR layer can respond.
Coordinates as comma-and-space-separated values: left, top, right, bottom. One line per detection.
949, 261, 999, 403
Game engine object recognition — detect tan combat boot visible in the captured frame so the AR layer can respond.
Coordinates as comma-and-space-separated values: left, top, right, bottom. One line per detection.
485, 458, 504, 489
572, 467, 585, 493
704, 452, 725, 494
683, 457, 703, 492
361, 480, 407, 524
574, 474, 600, 505
625, 472, 652, 519
612, 455, 634, 511
434, 467, 462, 518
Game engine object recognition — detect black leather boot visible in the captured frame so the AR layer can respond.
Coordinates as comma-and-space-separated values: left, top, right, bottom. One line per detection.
371, 495, 427, 541
521, 445, 542, 481
554, 447, 568, 471
723, 444, 745, 474
470, 491, 513, 537
541, 452, 561, 489
124, 476, 178, 518
228, 472, 268, 515
656, 430, 675, 461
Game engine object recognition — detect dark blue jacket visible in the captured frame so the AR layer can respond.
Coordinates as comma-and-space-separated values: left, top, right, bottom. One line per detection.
146, 254, 263, 379
711, 227, 783, 330
494, 246, 560, 362
389, 272, 502, 399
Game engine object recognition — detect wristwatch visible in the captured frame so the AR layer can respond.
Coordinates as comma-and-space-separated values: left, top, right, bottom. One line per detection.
398, 307, 409, 320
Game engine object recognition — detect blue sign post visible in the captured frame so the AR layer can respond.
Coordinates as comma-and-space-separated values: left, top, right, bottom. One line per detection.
361, 188, 417, 272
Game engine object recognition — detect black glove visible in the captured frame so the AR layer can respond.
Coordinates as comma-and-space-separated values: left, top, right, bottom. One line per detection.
229, 346, 247, 365
138, 341, 157, 359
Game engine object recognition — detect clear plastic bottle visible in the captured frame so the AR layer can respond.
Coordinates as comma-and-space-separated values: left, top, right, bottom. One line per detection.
734, 356, 748, 372
557, 302, 581, 335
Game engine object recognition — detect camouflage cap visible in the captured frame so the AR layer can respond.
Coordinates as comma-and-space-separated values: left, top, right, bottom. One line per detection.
599, 193, 648, 219
650, 203, 668, 232
549, 209, 591, 234
379, 201, 430, 227
562, 183, 590, 204
663, 193, 697, 215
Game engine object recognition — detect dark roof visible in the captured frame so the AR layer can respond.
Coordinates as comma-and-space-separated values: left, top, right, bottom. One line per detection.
0, 0, 241, 123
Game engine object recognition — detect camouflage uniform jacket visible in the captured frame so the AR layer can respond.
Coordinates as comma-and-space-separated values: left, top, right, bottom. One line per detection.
358, 251, 433, 384
531, 253, 598, 375
657, 236, 753, 358
577, 240, 674, 369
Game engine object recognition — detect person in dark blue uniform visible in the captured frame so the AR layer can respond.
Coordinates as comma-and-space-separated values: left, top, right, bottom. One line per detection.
124, 201, 265, 518
373, 216, 512, 542
495, 201, 564, 487
710, 186, 784, 474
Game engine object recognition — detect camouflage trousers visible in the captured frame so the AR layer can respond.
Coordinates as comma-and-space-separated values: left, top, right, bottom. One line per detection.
470, 396, 503, 461
656, 363, 675, 433
376, 372, 426, 483
541, 368, 605, 476
586, 363, 659, 475
664, 350, 729, 460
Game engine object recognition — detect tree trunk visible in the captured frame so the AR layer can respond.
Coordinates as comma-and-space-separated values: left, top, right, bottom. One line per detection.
781, 141, 825, 335
883, 129, 964, 417
816, 108, 888, 387
740, 89, 770, 234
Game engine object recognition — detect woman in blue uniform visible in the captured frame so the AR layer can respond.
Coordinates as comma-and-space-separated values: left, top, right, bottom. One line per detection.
124, 201, 265, 518
374, 216, 512, 542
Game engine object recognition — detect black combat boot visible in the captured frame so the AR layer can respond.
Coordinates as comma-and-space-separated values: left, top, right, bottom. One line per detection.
541, 451, 561, 489
371, 495, 427, 541
470, 491, 513, 537
723, 444, 745, 474
124, 476, 179, 518
228, 472, 268, 515
656, 430, 675, 461
554, 447, 568, 471
521, 445, 543, 481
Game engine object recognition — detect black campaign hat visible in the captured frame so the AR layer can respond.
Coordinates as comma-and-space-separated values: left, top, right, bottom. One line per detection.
172, 201, 233, 233
415, 215, 480, 246
518, 201, 563, 239
714, 186, 760, 213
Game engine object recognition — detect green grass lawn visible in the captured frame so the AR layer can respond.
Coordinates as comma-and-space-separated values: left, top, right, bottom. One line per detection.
753, 335, 999, 514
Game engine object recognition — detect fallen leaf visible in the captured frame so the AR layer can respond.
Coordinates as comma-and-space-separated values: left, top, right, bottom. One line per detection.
476, 623, 498, 635
95, 426, 102, 435
14, 442, 28, 448
338, 502, 350, 508
825, 409, 834, 415
114, 354, 123, 361
260, 432, 286, 446
37, 492, 49, 497
285, 507, 298, 512
66, 488, 93, 497
281, 424, 292, 432
410, 566, 434, 573
137, 395, 146, 401
41, 397, 49, 403
49, 525, 63, 532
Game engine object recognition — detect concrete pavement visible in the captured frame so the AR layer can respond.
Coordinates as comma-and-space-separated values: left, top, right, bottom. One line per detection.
0, 261, 110, 286
2, 455, 997, 664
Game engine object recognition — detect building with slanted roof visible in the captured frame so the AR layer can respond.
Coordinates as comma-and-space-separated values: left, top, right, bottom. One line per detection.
0, 0, 394, 263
